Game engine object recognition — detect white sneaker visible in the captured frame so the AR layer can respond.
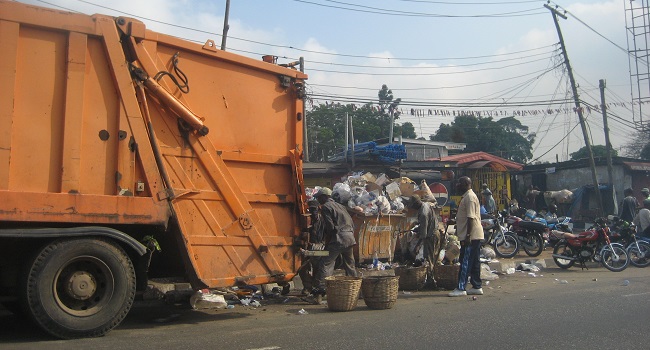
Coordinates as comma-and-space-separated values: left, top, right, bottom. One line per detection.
467, 288, 483, 295
448, 288, 467, 297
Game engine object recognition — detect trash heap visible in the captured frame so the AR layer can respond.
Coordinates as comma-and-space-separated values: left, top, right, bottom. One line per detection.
328, 142, 407, 164
306, 172, 437, 216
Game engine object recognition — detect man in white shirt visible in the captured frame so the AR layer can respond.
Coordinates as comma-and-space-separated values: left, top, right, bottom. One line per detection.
633, 199, 650, 238
449, 176, 484, 297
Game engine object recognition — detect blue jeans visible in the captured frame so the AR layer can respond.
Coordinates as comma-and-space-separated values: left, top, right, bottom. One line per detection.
457, 240, 482, 291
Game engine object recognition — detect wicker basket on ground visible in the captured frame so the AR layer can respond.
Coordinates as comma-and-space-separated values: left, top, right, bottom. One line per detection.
325, 276, 362, 312
394, 265, 427, 290
361, 276, 399, 309
434, 265, 460, 290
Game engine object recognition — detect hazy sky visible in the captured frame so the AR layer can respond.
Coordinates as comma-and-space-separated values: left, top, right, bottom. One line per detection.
18, 0, 643, 163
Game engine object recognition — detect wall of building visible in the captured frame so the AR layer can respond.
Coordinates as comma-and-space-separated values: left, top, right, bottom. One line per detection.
545, 165, 628, 197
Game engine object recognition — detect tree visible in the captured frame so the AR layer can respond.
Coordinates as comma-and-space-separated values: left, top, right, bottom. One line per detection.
641, 142, 650, 160
622, 129, 650, 159
569, 145, 618, 160
395, 122, 416, 139
429, 115, 534, 163
305, 85, 408, 161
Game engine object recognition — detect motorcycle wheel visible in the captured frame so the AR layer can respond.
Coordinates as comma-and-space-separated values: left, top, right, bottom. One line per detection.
552, 241, 575, 269
627, 241, 650, 268
521, 233, 544, 257
493, 232, 519, 258
600, 244, 629, 272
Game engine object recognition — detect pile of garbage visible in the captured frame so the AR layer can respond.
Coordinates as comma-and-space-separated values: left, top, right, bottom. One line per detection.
328, 141, 407, 164
189, 285, 274, 310
306, 172, 437, 216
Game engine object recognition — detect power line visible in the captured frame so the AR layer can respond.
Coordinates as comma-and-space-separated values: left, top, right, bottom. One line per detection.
290, 0, 545, 17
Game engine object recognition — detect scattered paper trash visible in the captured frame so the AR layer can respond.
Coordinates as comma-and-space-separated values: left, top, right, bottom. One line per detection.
190, 289, 228, 310
517, 263, 540, 272
403, 291, 412, 295
528, 272, 537, 278
298, 308, 308, 315
226, 305, 235, 309
622, 280, 630, 286
250, 300, 262, 308
559, 280, 569, 284
506, 267, 516, 275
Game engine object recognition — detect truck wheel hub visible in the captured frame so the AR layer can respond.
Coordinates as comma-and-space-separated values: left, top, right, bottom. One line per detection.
66, 271, 97, 300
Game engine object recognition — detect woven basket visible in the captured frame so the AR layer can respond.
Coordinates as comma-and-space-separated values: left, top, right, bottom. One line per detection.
434, 265, 460, 290
361, 276, 399, 309
394, 265, 427, 290
325, 276, 362, 312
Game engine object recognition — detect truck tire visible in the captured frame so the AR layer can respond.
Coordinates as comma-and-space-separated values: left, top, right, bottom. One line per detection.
24, 238, 136, 339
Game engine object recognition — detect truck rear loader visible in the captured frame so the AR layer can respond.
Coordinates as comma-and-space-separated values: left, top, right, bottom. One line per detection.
0, 0, 308, 338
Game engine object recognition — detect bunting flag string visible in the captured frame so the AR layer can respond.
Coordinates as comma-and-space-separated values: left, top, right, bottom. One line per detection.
312, 99, 639, 119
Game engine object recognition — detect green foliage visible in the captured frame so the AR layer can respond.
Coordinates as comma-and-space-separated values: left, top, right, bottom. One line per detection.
306, 85, 406, 161
429, 115, 534, 163
569, 145, 618, 160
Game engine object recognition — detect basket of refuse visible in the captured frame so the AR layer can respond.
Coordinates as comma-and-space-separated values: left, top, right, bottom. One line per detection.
361, 276, 399, 309
394, 265, 427, 290
434, 265, 460, 290
325, 276, 362, 312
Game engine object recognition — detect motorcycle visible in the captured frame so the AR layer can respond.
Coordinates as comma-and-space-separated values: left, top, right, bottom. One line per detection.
543, 216, 572, 247
552, 217, 629, 272
503, 210, 546, 257
480, 212, 519, 258
608, 216, 650, 268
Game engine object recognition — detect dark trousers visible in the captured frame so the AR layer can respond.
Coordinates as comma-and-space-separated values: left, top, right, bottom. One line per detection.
314, 244, 357, 291
422, 232, 441, 284
297, 257, 320, 291
457, 239, 482, 291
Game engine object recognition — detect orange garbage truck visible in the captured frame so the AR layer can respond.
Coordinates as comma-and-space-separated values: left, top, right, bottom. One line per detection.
0, 0, 308, 338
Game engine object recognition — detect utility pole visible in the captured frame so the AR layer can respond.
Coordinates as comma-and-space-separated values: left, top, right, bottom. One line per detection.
220, 0, 231, 50
545, 4, 604, 216
344, 112, 349, 164
388, 109, 395, 144
600, 79, 617, 214
349, 113, 355, 168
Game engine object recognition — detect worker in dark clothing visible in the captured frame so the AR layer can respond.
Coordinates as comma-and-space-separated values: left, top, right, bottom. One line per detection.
410, 194, 439, 288
298, 199, 324, 295
312, 187, 358, 297
619, 188, 638, 223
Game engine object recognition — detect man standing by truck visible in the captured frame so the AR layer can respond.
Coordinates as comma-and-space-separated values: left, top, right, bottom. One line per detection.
312, 187, 358, 297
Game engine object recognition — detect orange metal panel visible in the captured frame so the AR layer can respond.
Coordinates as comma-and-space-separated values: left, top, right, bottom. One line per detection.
125, 25, 306, 287
61, 32, 86, 194
0, 20, 18, 190
0, 1, 101, 36
0, 191, 169, 225
10, 25, 67, 193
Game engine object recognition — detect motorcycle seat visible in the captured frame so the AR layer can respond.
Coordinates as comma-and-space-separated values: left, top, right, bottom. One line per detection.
519, 220, 547, 231
563, 231, 597, 240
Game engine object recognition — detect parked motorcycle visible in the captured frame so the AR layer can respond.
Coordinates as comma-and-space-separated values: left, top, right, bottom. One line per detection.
544, 216, 572, 247
552, 217, 629, 272
503, 210, 546, 257
608, 216, 650, 268
481, 212, 519, 258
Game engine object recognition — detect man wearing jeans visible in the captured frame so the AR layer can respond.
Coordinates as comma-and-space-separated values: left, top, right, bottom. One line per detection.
449, 176, 484, 297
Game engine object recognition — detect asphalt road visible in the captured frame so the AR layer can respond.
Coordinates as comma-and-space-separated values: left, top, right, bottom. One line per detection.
2, 256, 649, 350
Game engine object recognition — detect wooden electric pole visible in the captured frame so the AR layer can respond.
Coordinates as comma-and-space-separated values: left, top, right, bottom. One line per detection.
220, 0, 231, 50
600, 79, 617, 214
545, 4, 604, 216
